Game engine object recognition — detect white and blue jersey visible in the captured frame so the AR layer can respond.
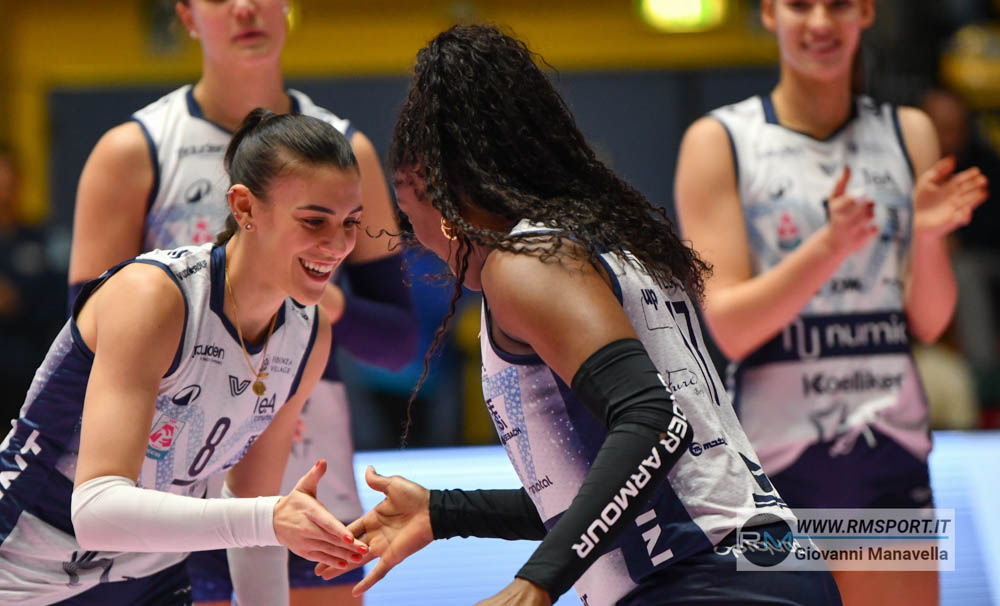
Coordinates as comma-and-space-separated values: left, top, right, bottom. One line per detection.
480, 221, 790, 606
0, 244, 319, 605
132, 85, 363, 528
133, 85, 354, 252
711, 96, 931, 497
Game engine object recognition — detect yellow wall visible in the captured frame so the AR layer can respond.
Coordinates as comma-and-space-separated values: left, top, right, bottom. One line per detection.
0, 0, 777, 223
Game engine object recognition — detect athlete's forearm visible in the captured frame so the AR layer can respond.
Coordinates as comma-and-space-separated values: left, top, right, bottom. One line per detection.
514, 339, 693, 601
429, 487, 546, 541
904, 234, 957, 343
705, 225, 849, 360
71, 476, 279, 553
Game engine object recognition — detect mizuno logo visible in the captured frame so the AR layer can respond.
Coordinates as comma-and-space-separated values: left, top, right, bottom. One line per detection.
185, 178, 212, 204
172, 384, 201, 406
229, 375, 251, 396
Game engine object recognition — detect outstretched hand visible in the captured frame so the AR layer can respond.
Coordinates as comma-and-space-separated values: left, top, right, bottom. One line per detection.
913, 155, 989, 240
273, 460, 368, 569
314, 465, 434, 596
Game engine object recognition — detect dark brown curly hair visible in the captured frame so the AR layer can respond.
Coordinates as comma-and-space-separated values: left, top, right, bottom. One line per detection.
391, 24, 711, 442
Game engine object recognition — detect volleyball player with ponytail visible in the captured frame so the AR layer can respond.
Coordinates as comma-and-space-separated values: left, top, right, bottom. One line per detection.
67, 2, 415, 604
0, 111, 366, 605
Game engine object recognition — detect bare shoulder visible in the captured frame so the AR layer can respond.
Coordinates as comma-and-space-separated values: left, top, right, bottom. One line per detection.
896, 106, 941, 175
349, 129, 378, 158
89, 121, 153, 169
480, 240, 612, 330
84, 263, 185, 339
680, 115, 732, 148
677, 116, 736, 177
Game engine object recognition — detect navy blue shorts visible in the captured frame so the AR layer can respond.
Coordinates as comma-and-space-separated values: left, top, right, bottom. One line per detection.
54, 560, 192, 605
618, 531, 842, 606
770, 428, 932, 509
186, 548, 363, 602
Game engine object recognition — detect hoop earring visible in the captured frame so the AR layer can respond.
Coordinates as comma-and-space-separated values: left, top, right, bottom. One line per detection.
440, 217, 457, 241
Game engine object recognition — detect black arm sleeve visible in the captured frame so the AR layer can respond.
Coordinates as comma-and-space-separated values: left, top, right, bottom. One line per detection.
429, 488, 547, 541
514, 338, 693, 600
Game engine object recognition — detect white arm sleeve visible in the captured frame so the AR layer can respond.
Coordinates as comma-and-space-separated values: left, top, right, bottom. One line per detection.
70, 475, 280, 553
222, 482, 290, 606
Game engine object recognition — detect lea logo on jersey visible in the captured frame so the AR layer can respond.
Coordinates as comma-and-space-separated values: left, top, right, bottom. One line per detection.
147, 415, 186, 460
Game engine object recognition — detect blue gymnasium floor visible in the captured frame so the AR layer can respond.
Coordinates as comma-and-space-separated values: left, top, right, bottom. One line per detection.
350, 431, 1000, 606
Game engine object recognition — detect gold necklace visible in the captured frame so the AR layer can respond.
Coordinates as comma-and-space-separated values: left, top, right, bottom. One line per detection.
224, 262, 278, 396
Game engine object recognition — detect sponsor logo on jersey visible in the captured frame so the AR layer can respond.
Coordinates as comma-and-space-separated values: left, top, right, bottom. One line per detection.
191, 218, 214, 245
147, 415, 185, 460
818, 162, 839, 176
829, 277, 864, 294
767, 177, 792, 201
802, 370, 904, 396
192, 343, 225, 362
526, 474, 554, 495
172, 384, 201, 406
184, 178, 213, 204
756, 144, 802, 159
665, 368, 698, 393
265, 355, 294, 375
178, 143, 225, 160
253, 393, 277, 417
63, 551, 114, 586
229, 375, 251, 396
640, 288, 659, 310
166, 248, 192, 259
863, 168, 900, 193
689, 435, 727, 456
176, 260, 208, 280
781, 314, 908, 360
777, 211, 801, 250
640, 288, 673, 330
485, 398, 522, 444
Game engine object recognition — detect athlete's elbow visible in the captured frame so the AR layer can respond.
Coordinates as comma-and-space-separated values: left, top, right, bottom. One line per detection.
702, 311, 753, 361
71, 476, 137, 551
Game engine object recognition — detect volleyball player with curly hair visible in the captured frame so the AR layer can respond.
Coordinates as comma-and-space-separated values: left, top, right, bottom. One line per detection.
320, 24, 842, 606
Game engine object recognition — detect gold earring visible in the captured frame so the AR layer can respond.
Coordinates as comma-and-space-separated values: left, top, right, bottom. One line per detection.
440, 217, 458, 241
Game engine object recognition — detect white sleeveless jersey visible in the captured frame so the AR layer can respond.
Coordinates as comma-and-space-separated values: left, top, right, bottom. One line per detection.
133, 85, 353, 251
133, 85, 363, 522
479, 221, 789, 606
0, 244, 319, 604
711, 95, 930, 475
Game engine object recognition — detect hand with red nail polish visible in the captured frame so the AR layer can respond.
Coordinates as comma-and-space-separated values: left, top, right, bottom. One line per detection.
272, 459, 367, 571
313, 466, 432, 592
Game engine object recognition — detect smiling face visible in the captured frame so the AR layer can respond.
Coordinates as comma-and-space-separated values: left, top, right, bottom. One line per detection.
236, 162, 362, 305
176, 0, 288, 67
762, 0, 873, 83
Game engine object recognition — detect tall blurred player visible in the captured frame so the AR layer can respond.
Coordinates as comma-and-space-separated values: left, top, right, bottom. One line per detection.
674, 1, 988, 604
68, 2, 415, 605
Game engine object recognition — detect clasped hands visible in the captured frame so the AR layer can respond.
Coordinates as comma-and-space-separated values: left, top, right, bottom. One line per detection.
304, 465, 551, 606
